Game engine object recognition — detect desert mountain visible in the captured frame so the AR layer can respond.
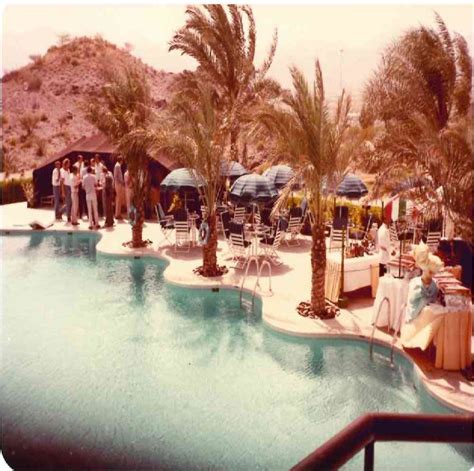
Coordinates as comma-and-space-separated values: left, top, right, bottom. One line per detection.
1, 35, 176, 173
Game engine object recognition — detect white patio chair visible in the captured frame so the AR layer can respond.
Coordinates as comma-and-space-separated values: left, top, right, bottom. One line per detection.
426, 231, 441, 253
233, 206, 247, 224
329, 227, 345, 251
260, 227, 284, 266
228, 232, 251, 269
174, 221, 191, 252
285, 216, 303, 246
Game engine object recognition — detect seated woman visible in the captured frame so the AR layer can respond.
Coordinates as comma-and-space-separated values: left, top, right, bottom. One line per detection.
167, 191, 182, 215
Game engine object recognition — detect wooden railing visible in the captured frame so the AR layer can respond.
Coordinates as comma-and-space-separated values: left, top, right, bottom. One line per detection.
292, 413, 473, 471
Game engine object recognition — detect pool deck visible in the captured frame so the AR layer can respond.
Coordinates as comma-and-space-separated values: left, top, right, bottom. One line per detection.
1, 202, 473, 413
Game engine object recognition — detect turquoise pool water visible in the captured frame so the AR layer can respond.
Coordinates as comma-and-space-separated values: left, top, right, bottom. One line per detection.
1, 233, 472, 470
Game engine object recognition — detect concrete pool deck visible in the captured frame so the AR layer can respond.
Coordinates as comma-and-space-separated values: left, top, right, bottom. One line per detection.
1, 202, 472, 413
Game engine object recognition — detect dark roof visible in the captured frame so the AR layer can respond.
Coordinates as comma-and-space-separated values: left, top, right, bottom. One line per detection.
46, 132, 179, 171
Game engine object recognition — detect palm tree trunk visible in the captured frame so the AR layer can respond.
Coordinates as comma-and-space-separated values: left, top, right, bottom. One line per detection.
202, 211, 219, 277
131, 197, 145, 248
310, 222, 326, 315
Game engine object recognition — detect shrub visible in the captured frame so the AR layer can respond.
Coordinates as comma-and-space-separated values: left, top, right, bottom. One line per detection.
40, 113, 48, 122
35, 138, 48, 157
71, 58, 80, 67
0, 177, 33, 205
19, 112, 41, 137
26, 73, 42, 92
29, 54, 44, 68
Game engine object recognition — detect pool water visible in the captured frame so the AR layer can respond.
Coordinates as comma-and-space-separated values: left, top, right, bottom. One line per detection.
1, 233, 472, 470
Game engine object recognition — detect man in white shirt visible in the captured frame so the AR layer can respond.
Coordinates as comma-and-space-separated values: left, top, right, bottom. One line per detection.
82, 166, 99, 229
377, 218, 391, 276
114, 157, 125, 219
61, 158, 72, 223
70, 166, 80, 225
51, 160, 63, 220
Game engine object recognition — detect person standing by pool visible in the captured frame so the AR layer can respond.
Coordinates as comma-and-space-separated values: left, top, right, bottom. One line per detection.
377, 218, 391, 276
124, 168, 133, 217
51, 160, 63, 221
70, 166, 80, 226
61, 158, 72, 223
103, 166, 115, 228
114, 157, 125, 220
82, 166, 99, 230
95, 155, 104, 218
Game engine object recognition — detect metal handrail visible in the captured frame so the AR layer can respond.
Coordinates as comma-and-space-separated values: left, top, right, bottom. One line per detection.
251, 260, 272, 309
240, 256, 260, 309
369, 296, 391, 361
292, 413, 474, 471
389, 302, 406, 364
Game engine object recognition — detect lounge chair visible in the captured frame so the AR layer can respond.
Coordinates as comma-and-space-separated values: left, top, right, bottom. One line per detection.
155, 203, 174, 246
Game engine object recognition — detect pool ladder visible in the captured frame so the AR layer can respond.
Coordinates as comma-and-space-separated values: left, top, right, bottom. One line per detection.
239, 256, 272, 312
369, 298, 406, 366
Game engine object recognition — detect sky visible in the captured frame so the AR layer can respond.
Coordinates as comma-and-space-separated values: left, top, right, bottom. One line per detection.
2, 3, 473, 106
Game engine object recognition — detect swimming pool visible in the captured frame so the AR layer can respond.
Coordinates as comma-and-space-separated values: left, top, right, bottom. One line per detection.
1, 233, 472, 469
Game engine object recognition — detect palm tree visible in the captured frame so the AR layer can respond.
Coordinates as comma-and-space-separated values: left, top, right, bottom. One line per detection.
86, 64, 154, 248
361, 13, 472, 238
150, 83, 228, 277
169, 4, 280, 164
254, 62, 351, 317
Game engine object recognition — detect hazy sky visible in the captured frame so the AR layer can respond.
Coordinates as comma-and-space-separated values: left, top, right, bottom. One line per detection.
2, 4, 473, 105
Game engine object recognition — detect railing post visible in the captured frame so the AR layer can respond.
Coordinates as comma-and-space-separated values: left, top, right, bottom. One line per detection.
364, 442, 374, 471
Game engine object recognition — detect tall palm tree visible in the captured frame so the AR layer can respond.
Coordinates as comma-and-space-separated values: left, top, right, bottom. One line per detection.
361, 13, 472, 238
149, 83, 228, 277
255, 62, 351, 317
169, 4, 280, 164
86, 64, 154, 248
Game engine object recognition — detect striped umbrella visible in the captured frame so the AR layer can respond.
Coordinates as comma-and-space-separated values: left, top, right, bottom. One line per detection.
160, 168, 205, 193
220, 161, 248, 178
336, 174, 368, 199
229, 173, 278, 205
263, 164, 295, 189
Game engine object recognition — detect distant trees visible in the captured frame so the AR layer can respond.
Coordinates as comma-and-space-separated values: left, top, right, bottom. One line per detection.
169, 4, 281, 164
361, 13, 472, 238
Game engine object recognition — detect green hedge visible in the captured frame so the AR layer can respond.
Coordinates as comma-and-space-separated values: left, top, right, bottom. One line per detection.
325, 200, 383, 228
0, 177, 32, 205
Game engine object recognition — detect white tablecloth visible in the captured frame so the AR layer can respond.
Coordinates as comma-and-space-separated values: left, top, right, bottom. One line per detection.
327, 253, 379, 293
372, 275, 409, 330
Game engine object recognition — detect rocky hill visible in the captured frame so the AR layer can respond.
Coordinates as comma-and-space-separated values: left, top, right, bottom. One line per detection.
1, 36, 176, 173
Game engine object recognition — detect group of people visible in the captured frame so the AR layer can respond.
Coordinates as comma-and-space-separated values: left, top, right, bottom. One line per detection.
51, 154, 133, 230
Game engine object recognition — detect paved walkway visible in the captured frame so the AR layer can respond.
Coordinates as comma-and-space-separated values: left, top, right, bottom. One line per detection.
1, 202, 472, 412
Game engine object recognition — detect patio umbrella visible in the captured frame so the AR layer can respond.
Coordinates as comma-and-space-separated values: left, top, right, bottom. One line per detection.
220, 161, 248, 178
336, 174, 368, 199
229, 173, 278, 205
160, 168, 205, 210
160, 168, 205, 193
263, 164, 295, 189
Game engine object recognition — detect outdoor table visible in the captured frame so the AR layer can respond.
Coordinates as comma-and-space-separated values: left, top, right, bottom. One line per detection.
188, 213, 200, 246
400, 301, 472, 371
244, 224, 270, 257
372, 275, 410, 330
326, 252, 379, 297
